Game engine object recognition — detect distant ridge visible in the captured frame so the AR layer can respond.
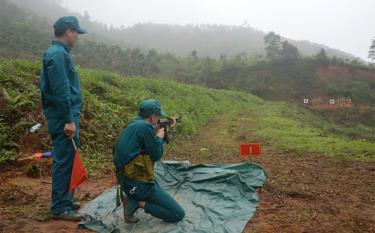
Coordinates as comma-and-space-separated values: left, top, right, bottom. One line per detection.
7, 0, 361, 61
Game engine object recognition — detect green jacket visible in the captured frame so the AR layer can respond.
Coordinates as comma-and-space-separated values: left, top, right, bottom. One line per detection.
39, 40, 82, 123
113, 116, 164, 169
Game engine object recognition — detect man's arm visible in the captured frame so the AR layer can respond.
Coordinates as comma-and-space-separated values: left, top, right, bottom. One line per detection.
47, 52, 75, 138
142, 124, 164, 162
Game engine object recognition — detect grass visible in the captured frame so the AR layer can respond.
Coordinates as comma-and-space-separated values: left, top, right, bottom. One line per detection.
0, 58, 262, 171
1, 58, 374, 174
251, 102, 375, 161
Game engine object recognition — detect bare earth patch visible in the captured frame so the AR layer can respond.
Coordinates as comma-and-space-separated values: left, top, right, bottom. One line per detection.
1, 114, 374, 232
167, 114, 375, 233
0, 161, 116, 233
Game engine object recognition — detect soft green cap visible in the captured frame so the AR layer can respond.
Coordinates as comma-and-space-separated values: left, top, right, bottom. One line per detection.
139, 99, 166, 118
54, 16, 87, 34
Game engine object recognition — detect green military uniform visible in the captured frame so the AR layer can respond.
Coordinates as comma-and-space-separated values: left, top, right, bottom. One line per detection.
113, 99, 185, 223
39, 16, 87, 216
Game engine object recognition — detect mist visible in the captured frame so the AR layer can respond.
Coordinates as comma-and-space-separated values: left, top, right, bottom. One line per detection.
60, 0, 375, 61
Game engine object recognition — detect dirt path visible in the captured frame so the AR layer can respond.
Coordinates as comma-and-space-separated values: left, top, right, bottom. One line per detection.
0, 163, 115, 233
1, 113, 375, 233
167, 113, 375, 233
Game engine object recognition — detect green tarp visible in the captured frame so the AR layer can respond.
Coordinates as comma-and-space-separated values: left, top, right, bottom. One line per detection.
79, 161, 267, 233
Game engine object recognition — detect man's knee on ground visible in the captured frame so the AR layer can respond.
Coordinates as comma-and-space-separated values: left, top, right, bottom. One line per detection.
168, 207, 185, 223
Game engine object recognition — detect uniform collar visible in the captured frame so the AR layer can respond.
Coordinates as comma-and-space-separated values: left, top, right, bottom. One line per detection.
134, 116, 152, 124
134, 116, 145, 121
52, 40, 71, 53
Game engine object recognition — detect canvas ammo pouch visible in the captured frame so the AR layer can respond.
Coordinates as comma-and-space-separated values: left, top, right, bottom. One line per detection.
123, 154, 154, 182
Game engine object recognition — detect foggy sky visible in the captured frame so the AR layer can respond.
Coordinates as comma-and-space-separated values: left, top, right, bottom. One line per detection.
62, 0, 375, 61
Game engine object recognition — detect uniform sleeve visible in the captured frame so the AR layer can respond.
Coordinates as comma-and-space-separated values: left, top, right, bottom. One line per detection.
141, 124, 164, 162
46, 52, 73, 123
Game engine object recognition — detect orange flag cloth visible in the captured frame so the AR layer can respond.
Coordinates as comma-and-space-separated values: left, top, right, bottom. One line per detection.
69, 139, 87, 193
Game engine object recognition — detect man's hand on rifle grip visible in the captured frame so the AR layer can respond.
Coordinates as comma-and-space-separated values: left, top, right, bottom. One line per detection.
156, 127, 165, 139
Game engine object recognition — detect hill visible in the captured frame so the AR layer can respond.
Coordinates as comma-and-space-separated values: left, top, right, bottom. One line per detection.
106, 22, 360, 60
5, 0, 361, 61
0, 58, 262, 165
1, 58, 374, 167
1, 0, 374, 106
1, 0, 374, 131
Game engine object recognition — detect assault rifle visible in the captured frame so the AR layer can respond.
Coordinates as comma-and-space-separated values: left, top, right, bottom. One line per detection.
155, 117, 180, 144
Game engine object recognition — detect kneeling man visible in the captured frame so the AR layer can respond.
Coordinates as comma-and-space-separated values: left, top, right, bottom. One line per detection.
113, 99, 185, 223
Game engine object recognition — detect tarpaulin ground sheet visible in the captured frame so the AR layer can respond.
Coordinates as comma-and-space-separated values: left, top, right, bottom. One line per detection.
79, 161, 267, 233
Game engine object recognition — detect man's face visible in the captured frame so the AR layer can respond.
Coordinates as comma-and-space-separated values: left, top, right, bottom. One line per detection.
150, 114, 160, 125
65, 29, 79, 47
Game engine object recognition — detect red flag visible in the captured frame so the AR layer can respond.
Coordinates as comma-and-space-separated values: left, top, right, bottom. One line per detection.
69, 140, 87, 193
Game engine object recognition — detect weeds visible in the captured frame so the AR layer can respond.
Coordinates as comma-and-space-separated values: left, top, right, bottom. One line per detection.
1, 58, 374, 171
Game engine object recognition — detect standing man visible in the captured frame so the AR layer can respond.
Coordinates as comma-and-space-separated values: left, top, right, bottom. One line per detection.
39, 16, 87, 221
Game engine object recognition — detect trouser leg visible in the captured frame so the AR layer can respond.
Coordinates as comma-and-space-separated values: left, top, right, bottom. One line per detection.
143, 182, 185, 223
48, 117, 79, 215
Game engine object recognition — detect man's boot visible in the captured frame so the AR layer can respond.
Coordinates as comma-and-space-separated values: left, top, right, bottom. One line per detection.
123, 196, 139, 223
53, 209, 83, 221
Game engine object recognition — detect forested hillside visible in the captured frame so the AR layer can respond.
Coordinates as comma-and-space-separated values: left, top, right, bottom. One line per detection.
5, 0, 361, 60
1, 0, 374, 134
1, 0, 374, 108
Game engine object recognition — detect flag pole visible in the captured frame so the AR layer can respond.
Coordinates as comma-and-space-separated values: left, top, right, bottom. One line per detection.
71, 139, 78, 151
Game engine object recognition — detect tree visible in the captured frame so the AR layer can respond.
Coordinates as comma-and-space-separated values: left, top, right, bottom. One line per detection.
350, 81, 374, 104
280, 41, 299, 61
145, 49, 160, 75
369, 37, 375, 61
316, 48, 328, 63
83, 11, 90, 21
264, 31, 281, 59
350, 59, 361, 66
191, 50, 198, 60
